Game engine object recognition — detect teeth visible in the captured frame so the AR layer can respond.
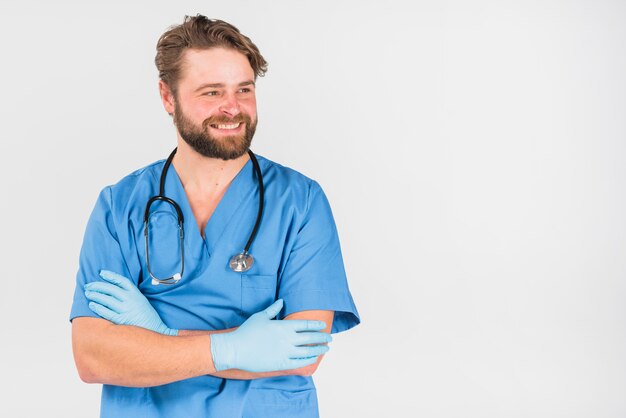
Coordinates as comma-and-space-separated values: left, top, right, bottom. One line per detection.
215, 123, 241, 129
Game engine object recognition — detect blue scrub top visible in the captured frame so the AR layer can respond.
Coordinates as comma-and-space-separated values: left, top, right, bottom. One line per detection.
70, 154, 360, 418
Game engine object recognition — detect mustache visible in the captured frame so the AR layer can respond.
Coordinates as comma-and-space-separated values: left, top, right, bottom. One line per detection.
203, 114, 252, 126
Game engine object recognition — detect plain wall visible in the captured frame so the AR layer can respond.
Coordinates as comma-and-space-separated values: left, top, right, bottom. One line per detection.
1, 0, 625, 416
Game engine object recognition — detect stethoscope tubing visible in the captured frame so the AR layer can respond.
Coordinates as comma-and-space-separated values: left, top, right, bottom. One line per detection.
243, 151, 264, 255
144, 147, 264, 283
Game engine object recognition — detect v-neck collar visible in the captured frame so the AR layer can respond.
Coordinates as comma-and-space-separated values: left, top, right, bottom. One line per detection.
163, 158, 254, 258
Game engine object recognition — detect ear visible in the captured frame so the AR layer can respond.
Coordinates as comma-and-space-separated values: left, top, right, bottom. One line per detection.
158, 80, 176, 115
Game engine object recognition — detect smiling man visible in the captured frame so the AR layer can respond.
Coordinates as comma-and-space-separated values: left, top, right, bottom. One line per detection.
69, 14, 359, 418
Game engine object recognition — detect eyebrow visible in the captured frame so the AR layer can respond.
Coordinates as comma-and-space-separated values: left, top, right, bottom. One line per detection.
194, 80, 255, 92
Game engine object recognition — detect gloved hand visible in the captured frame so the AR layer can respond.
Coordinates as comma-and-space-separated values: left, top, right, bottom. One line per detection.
84, 270, 178, 336
210, 299, 332, 372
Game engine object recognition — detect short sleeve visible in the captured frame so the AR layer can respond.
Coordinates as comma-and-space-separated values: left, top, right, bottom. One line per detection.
69, 187, 135, 321
277, 181, 360, 334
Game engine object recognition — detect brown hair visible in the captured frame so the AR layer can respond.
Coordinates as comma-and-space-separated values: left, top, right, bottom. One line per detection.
155, 15, 268, 96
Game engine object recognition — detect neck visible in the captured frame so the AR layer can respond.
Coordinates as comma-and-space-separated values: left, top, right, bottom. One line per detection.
171, 139, 250, 194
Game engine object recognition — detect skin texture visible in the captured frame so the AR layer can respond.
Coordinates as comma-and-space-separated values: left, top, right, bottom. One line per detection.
72, 47, 334, 386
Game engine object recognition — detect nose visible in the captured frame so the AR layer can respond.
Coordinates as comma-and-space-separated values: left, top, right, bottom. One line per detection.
219, 93, 241, 118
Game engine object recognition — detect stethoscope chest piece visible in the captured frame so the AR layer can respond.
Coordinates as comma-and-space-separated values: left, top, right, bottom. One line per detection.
229, 252, 254, 273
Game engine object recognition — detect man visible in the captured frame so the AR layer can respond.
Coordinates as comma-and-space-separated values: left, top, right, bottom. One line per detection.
70, 14, 360, 418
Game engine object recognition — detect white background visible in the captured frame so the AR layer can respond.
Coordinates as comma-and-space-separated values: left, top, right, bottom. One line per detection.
1, 0, 625, 417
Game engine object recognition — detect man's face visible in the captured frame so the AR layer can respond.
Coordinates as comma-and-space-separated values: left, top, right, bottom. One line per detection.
171, 48, 258, 160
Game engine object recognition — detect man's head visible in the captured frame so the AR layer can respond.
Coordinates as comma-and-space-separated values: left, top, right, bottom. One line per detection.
155, 15, 268, 160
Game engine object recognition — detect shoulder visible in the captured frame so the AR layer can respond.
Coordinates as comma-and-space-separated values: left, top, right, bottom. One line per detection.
255, 154, 323, 202
110, 159, 163, 193
98, 159, 164, 213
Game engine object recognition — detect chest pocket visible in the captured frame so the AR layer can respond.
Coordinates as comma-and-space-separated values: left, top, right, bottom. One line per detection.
241, 274, 277, 317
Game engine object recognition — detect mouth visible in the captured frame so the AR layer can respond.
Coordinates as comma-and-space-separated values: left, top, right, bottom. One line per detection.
210, 122, 242, 131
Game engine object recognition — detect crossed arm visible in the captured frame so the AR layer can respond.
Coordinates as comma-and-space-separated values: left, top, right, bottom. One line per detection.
72, 274, 333, 387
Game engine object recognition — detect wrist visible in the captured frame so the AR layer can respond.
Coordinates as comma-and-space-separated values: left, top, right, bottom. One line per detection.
156, 323, 178, 336
165, 327, 179, 336
210, 333, 231, 371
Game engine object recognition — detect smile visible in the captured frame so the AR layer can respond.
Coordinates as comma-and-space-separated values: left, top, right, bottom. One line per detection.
211, 123, 241, 130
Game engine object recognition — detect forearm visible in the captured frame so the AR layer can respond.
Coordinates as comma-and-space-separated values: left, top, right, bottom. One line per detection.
72, 317, 216, 387
210, 357, 325, 380
177, 328, 233, 336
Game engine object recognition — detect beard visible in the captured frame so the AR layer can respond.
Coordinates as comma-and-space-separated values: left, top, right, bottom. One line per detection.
173, 104, 257, 161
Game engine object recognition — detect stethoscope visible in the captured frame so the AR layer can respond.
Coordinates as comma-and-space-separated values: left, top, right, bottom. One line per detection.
144, 147, 264, 285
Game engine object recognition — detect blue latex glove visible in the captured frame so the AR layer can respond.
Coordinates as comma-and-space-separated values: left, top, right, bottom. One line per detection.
210, 299, 332, 372
84, 270, 178, 336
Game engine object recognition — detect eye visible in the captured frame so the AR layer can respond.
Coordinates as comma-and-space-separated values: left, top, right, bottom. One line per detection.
204, 91, 219, 96
239, 88, 251, 93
